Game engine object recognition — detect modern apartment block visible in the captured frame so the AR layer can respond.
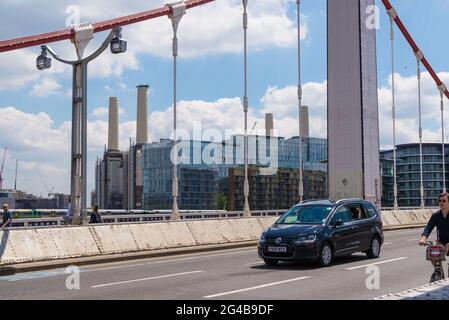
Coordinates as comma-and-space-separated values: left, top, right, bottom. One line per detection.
227, 167, 327, 211
380, 143, 449, 207
142, 136, 328, 210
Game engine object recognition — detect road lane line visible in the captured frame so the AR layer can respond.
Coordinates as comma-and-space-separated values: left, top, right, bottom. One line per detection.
245, 261, 264, 266
345, 257, 408, 270
204, 276, 311, 299
407, 238, 421, 242
81, 249, 256, 273
383, 242, 393, 246
151, 249, 255, 265
91, 270, 203, 288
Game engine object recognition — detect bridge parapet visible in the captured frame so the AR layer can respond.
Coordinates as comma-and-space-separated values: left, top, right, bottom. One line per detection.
0, 209, 434, 267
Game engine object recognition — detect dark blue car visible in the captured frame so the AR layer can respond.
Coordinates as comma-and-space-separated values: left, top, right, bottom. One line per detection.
258, 199, 384, 267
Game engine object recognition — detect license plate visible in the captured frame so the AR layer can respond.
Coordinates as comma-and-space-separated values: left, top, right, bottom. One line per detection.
268, 246, 287, 253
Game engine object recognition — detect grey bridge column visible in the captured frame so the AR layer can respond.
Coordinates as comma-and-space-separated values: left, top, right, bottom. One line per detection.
327, 0, 381, 205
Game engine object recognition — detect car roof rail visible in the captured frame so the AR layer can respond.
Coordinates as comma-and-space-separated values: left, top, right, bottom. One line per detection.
299, 199, 333, 205
335, 198, 366, 204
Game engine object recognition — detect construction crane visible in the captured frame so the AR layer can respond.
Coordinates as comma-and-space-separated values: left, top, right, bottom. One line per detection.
36, 165, 54, 198
250, 121, 258, 135
0, 147, 7, 190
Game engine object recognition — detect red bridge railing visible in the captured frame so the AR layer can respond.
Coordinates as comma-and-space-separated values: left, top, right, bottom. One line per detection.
0, 0, 215, 53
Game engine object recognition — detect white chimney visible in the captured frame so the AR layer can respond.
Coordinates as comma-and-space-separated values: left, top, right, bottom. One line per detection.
300, 106, 310, 138
265, 113, 274, 137
108, 97, 119, 151
136, 85, 149, 145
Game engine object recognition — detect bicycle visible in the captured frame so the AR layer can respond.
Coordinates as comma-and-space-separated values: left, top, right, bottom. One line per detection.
423, 241, 448, 283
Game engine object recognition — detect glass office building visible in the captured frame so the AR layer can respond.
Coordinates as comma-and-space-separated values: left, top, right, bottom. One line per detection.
380, 143, 449, 207
142, 136, 328, 210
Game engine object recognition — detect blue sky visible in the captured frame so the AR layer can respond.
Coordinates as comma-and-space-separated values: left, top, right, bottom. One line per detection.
0, 0, 448, 196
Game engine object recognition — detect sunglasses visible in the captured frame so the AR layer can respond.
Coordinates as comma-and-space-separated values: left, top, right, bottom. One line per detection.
439, 199, 448, 203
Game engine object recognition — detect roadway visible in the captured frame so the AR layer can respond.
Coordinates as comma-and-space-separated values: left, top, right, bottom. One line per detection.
0, 228, 442, 300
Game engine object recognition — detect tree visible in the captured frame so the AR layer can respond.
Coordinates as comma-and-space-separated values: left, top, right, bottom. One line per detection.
215, 193, 228, 211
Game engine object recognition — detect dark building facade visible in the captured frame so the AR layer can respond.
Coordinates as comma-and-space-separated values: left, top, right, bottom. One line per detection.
381, 143, 449, 207
95, 150, 126, 209
228, 167, 328, 211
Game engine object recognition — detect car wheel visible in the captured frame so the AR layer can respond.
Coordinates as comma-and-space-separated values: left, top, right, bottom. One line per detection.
264, 259, 279, 266
365, 236, 381, 259
318, 243, 333, 267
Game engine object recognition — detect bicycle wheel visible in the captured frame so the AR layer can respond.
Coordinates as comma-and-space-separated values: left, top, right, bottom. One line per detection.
430, 270, 443, 283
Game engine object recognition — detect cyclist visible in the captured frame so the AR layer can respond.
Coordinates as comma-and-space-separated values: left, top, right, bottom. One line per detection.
419, 192, 449, 257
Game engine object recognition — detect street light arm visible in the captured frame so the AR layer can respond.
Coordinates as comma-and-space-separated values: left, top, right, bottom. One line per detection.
42, 28, 118, 66
83, 29, 117, 63
43, 45, 77, 65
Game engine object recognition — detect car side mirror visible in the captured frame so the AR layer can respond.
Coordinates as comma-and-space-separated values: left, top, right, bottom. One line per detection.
332, 219, 344, 227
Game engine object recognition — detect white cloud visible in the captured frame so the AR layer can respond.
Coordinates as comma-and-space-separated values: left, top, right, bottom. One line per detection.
0, 106, 136, 196
0, 0, 307, 90
91, 107, 126, 118
378, 71, 449, 149
259, 71, 449, 150
260, 81, 328, 138
0, 50, 39, 91
30, 77, 64, 97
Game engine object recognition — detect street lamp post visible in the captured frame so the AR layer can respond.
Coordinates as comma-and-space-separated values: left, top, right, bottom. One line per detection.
416, 56, 425, 209
388, 11, 399, 210
242, 0, 251, 217
167, 1, 186, 220
439, 85, 447, 193
36, 26, 127, 224
296, 0, 304, 203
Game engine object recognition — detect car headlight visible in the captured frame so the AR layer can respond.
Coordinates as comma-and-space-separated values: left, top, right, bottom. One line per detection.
259, 231, 267, 244
294, 234, 317, 245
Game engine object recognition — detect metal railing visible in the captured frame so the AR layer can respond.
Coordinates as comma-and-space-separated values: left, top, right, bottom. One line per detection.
381, 207, 438, 211
8, 209, 288, 229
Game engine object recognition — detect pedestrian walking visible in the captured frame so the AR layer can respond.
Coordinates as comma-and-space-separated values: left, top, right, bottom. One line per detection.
89, 204, 103, 224
64, 198, 74, 225
1, 203, 12, 229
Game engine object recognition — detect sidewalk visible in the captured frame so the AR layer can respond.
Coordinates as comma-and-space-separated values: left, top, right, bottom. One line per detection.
374, 279, 449, 300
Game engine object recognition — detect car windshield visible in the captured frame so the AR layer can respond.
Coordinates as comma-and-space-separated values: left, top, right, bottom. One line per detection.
277, 205, 333, 225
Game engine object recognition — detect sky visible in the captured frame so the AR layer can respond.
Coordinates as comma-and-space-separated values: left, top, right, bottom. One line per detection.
0, 0, 448, 198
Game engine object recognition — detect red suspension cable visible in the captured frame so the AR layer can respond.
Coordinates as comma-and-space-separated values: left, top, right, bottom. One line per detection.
381, 0, 449, 100
0, 0, 215, 53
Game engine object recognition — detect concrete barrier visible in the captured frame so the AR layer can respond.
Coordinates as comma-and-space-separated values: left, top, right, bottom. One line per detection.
121, 222, 197, 251
381, 209, 433, 228
0, 210, 437, 266
187, 218, 264, 245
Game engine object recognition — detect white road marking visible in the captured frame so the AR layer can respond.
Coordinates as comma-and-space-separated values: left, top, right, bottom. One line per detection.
383, 242, 393, 246
345, 257, 408, 270
91, 270, 203, 288
407, 238, 421, 242
86, 249, 255, 272
151, 250, 255, 265
1, 249, 257, 281
204, 276, 311, 299
88, 263, 147, 272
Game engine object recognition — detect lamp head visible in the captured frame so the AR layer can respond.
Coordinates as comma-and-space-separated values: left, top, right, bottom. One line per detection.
110, 28, 127, 54
36, 46, 51, 70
